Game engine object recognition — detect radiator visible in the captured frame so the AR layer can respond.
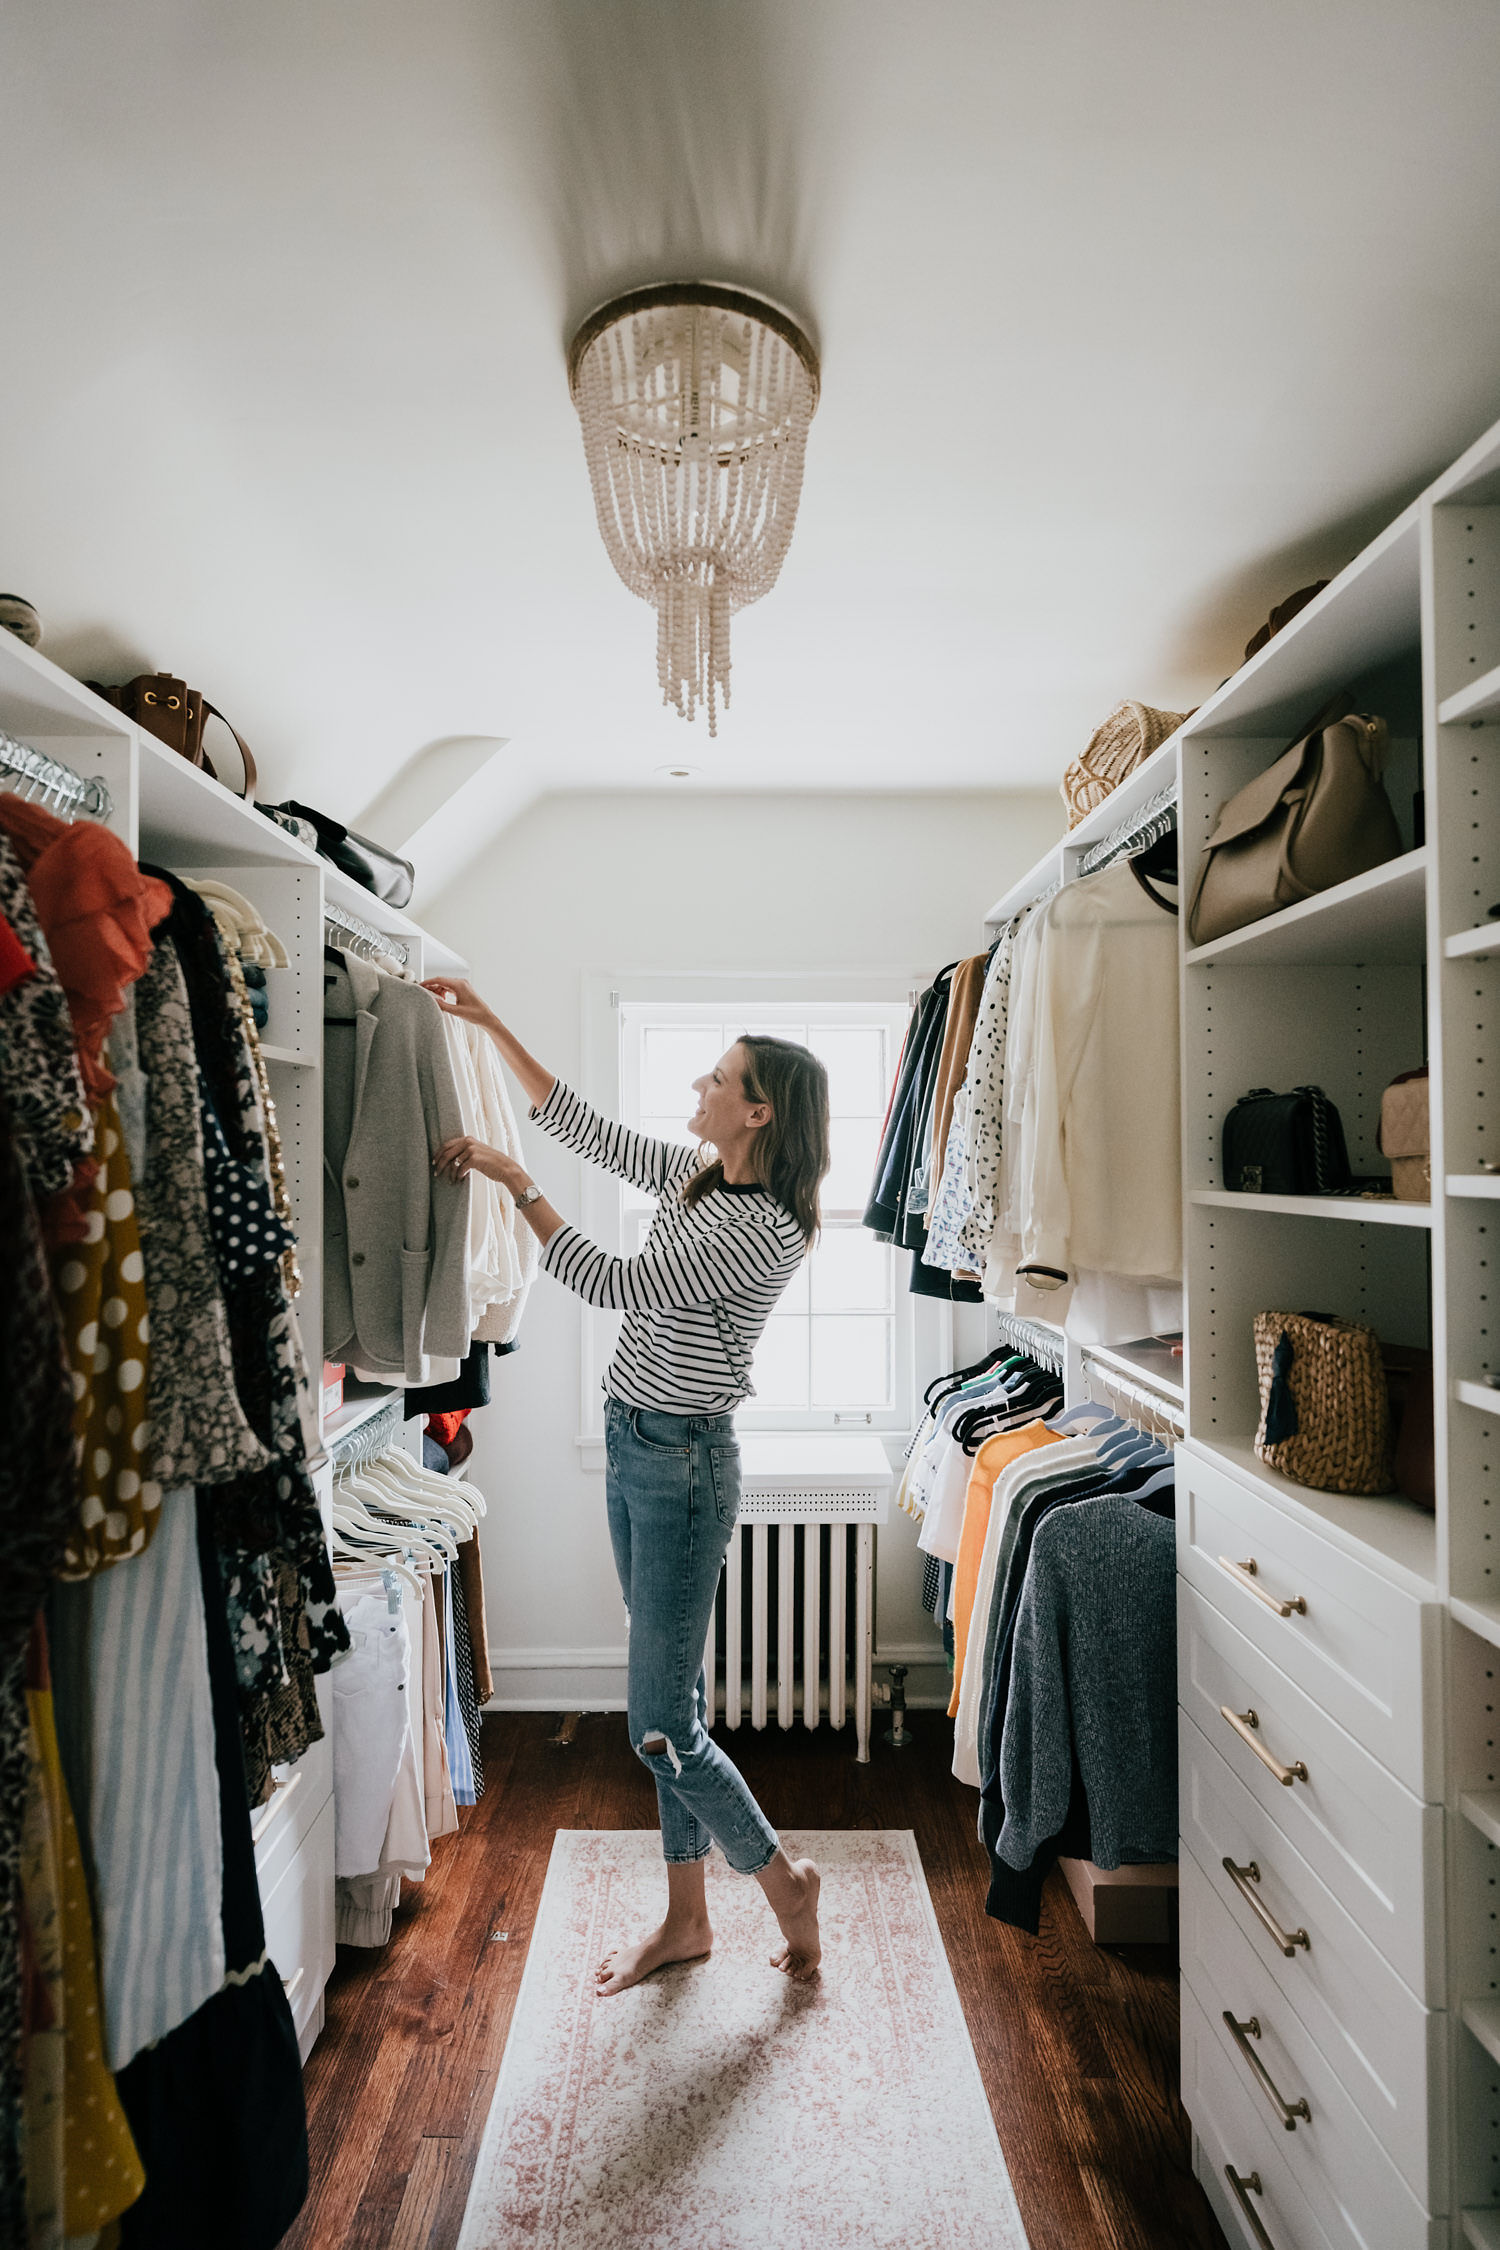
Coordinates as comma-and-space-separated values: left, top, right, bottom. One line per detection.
705, 1435, 891, 1765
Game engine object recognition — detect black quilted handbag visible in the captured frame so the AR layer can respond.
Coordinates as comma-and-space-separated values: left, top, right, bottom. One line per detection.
262, 798, 415, 909
1221, 1085, 1352, 1196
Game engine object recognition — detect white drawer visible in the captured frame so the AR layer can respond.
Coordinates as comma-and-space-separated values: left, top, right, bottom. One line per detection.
1178, 1585, 1444, 2001
253, 1674, 334, 1898
1181, 1983, 1444, 2250
1179, 1709, 1447, 2206
1177, 1441, 1440, 1798
1181, 1846, 1441, 2231
261, 1793, 335, 2061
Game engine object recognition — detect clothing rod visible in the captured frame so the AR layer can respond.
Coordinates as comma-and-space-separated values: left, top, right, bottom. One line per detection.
331, 1397, 403, 1469
1076, 780, 1179, 877
324, 901, 410, 968
992, 1311, 1065, 1375
1080, 1354, 1185, 1437
0, 728, 114, 823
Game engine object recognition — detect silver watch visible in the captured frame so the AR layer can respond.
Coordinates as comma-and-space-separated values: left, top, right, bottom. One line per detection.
516, 1183, 544, 1208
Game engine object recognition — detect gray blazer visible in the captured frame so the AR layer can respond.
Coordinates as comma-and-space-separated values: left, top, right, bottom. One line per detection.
323, 953, 471, 1381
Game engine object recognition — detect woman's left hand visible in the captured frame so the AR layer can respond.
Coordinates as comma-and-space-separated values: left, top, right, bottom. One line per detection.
433, 1136, 531, 1196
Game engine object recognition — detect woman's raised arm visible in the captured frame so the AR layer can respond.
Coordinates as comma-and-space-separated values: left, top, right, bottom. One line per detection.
422, 978, 556, 1111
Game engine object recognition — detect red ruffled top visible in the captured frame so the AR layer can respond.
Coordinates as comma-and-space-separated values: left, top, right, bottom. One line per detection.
0, 797, 171, 1101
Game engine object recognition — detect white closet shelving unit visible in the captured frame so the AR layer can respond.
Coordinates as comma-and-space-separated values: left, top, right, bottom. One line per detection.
983, 410, 1500, 2248
0, 631, 466, 2062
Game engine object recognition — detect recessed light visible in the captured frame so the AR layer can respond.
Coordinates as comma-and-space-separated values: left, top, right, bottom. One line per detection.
654, 763, 700, 781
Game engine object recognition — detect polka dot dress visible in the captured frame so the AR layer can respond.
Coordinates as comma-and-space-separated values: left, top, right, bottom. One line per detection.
51, 1094, 161, 1578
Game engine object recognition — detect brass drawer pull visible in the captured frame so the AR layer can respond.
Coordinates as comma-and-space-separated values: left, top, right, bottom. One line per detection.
1220, 1705, 1309, 1786
1222, 1858, 1310, 1957
1225, 2166, 1278, 2250
1223, 2011, 1312, 2130
1218, 1554, 1307, 1618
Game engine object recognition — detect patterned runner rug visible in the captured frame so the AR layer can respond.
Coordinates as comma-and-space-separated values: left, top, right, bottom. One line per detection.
457, 1829, 1029, 2249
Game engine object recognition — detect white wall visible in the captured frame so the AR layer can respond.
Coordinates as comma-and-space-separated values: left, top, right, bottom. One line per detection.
426, 787, 1061, 1711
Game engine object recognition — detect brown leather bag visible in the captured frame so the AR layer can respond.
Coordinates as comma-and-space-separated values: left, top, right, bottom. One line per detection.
1187, 710, 1402, 948
87, 672, 258, 800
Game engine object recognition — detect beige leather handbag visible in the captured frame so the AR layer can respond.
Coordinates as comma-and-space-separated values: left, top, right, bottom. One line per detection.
1186, 711, 1402, 948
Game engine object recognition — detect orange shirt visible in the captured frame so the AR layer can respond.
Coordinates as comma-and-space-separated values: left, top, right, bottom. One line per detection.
947, 1419, 1062, 1716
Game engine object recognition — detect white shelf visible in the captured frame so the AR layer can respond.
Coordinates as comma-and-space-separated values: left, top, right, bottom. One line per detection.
1446, 924, 1500, 961
1455, 1380, 1500, 1417
1191, 1188, 1429, 1227
260, 1044, 315, 1067
1460, 1791, 1500, 1850
1439, 662, 1500, 726
136, 733, 319, 869
1462, 2210, 1500, 2250
983, 731, 1184, 927
984, 842, 1063, 926
322, 1383, 405, 1449
1463, 1998, 1500, 2069
322, 865, 467, 976
1082, 1337, 1184, 1403
1448, 1175, 1500, 1198
1451, 1596, 1500, 1655
1181, 506, 1421, 741
1188, 1437, 1438, 1598
1184, 849, 1427, 968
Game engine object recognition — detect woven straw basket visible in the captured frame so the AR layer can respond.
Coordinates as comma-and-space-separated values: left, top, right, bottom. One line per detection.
1253, 1310, 1393, 1495
1061, 701, 1191, 830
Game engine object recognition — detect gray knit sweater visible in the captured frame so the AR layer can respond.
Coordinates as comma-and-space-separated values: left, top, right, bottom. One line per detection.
995, 1496, 1177, 1875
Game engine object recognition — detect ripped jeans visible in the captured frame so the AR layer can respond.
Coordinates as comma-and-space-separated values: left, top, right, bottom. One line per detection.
604, 1398, 780, 1874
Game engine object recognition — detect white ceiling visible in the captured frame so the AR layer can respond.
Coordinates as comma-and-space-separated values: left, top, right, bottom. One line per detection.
5, 1, 1500, 897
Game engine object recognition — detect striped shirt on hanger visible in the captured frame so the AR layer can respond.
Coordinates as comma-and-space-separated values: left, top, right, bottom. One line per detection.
531, 1081, 807, 1415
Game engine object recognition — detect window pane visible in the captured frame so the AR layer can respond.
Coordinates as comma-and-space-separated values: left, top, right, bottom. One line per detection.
724, 1019, 807, 1057
810, 1227, 892, 1314
641, 1026, 722, 1115
638, 1114, 697, 1153
824, 1113, 882, 1211
811, 1316, 892, 1409
749, 1316, 809, 1409
809, 1025, 888, 1116
776, 1255, 810, 1316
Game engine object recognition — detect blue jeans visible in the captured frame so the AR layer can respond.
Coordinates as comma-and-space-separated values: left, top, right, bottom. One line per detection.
604, 1399, 780, 1875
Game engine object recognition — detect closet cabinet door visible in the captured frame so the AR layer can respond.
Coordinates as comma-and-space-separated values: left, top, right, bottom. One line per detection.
252, 1729, 334, 1899
1178, 1710, 1446, 2210
260, 1794, 336, 2064
1180, 1847, 1441, 2228
1176, 1442, 1440, 1799
1178, 1587, 1443, 2001
1181, 1985, 1446, 2250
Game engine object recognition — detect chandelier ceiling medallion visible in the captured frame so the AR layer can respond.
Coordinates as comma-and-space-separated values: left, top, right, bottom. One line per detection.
568, 282, 820, 735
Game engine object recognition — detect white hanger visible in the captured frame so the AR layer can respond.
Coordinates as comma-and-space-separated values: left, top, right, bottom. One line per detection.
338, 1462, 461, 1562
333, 1469, 456, 1568
366, 1450, 482, 1532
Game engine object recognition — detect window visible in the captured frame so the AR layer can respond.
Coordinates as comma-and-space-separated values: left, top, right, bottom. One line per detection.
614, 995, 913, 1430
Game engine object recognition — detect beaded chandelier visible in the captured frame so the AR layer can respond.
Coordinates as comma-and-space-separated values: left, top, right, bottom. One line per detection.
568, 283, 820, 735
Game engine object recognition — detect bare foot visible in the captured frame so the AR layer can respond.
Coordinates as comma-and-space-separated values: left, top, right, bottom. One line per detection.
768, 1858, 821, 1982
594, 1919, 713, 1998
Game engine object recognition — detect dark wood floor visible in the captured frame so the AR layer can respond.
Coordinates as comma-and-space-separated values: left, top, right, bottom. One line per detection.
285, 1711, 1226, 2250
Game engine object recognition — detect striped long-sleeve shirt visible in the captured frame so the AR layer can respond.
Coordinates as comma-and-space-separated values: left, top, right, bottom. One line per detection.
531, 1080, 807, 1414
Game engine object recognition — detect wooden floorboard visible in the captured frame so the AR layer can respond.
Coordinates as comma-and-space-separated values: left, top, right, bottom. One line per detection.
284, 1711, 1226, 2250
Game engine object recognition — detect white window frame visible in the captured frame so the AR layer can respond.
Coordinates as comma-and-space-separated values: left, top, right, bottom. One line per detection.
569, 969, 951, 1465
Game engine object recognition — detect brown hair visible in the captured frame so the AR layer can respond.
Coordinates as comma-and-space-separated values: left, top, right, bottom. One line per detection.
681, 1035, 830, 1243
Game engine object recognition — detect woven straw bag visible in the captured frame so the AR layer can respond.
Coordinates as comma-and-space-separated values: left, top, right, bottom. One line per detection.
1253, 1311, 1393, 1494
1061, 702, 1192, 829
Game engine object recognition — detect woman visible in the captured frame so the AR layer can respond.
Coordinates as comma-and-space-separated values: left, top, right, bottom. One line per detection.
424, 977, 830, 1995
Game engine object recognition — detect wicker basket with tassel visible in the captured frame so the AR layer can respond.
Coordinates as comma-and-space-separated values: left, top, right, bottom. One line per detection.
1253, 1310, 1393, 1495
1060, 701, 1191, 830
